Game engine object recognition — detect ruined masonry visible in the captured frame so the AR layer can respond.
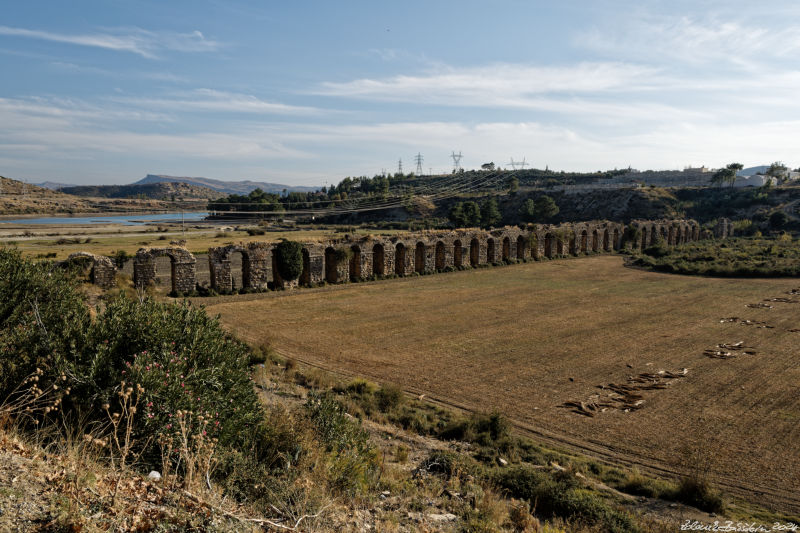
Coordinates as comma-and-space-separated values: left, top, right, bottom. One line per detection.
62, 252, 118, 289
111, 218, 717, 294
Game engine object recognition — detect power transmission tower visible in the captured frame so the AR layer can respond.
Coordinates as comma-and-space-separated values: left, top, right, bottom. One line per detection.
414, 153, 424, 175
508, 157, 527, 171
397, 159, 403, 174
451, 151, 463, 172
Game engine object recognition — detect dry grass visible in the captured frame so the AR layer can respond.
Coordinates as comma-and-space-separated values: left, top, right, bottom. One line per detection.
206, 255, 800, 514
4, 226, 408, 260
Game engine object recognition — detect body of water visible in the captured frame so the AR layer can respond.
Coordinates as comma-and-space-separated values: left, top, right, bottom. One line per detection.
0, 212, 209, 226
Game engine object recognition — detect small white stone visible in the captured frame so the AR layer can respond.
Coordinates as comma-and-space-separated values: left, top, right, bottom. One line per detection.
147, 471, 162, 481
428, 513, 457, 522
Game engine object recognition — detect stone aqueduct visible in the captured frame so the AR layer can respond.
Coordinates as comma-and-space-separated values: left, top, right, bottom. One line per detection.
68, 219, 727, 293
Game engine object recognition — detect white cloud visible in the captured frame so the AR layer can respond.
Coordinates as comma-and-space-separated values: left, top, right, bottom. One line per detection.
0, 96, 171, 123
578, 15, 800, 69
0, 25, 220, 59
112, 89, 320, 115
317, 62, 659, 106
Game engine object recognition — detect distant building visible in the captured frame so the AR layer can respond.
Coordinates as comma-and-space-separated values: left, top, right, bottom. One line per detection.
733, 174, 775, 188
683, 166, 712, 173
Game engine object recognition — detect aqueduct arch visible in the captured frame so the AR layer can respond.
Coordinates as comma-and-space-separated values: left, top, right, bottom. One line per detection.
325, 247, 339, 283
469, 238, 480, 266
415, 242, 426, 274
487, 238, 496, 263
349, 245, 362, 281
435, 241, 446, 271
395, 243, 407, 276
372, 243, 385, 276
453, 239, 463, 268
134, 247, 196, 294
516, 235, 526, 260
502, 237, 511, 261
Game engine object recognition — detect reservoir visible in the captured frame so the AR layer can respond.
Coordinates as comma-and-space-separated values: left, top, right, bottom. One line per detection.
0, 212, 209, 226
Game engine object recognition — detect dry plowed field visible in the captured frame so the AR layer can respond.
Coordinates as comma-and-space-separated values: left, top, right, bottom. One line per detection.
204, 256, 800, 513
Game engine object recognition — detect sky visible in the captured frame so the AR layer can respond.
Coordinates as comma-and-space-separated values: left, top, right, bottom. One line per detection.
1, 1, 799, 187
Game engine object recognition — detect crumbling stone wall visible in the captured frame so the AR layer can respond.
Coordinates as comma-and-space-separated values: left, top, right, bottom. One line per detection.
133, 246, 196, 294
207, 242, 271, 292
629, 219, 700, 250
63, 252, 117, 289
90, 218, 708, 295
714, 218, 732, 239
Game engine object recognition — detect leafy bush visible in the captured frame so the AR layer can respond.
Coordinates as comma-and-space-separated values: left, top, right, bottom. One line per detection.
110, 249, 131, 269
375, 384, 404, 412
0, 248, 90, 399
305, 392, 379, 495
770, 210, 789, 229
495, 465, 638, 533
274, 239, 303, 281
630, 237, 800, 277
83, 296, 262, 448
674, 476, 724, 513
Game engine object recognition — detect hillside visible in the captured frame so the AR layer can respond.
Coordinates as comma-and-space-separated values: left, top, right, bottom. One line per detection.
0, 176, 202, 215
137, 174, 319, 195
60, 181, 223, 201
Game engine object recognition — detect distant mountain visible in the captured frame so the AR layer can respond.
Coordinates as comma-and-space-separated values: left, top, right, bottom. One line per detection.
60, 182, 224, 201
136, 174, 319, 195
33, 181, 74, 190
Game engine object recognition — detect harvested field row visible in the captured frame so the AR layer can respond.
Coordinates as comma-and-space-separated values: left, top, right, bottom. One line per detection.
205, 256, 800, 513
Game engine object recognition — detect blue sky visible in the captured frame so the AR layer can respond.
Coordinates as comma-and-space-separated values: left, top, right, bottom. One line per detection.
1, 1, 799, 186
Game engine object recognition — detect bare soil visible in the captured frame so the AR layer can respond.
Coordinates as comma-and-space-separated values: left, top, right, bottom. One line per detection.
204, 256, 800, 515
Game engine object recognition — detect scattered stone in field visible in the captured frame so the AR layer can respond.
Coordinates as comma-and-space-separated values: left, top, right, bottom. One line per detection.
786, 288, 800, 295
788, 328, 800, 333
704, 342, 757, 359
746, 303, 773, 309
564, 368, 688, 416
764, 297, 799, 303
719, 317, 772, 328
704, 349, 735, 359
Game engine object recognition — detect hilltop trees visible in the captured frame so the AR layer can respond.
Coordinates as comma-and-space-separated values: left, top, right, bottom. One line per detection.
448, 198, 502, 228
520, 195, 559, 222
711, 163, 743, 187
480, 198, 502, 228
767, 161, 789, 184
448, 201, 481, 227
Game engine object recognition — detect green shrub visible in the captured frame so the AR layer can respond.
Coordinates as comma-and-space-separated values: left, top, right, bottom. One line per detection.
345, 378, 377, 396
110, 249, 131, 269
274, 239, 304, 281
674, 476, 724, 513
770, 210, 789, 229
305, 392, 379, 496
0, 248, 90, 400
495, 465, 638, 533
375, 384, 404, 412
83, 296, 264, 461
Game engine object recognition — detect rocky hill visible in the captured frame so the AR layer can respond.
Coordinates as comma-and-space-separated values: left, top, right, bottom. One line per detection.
137, 174, 319, 195
60, 181, 223, 201
0, 176, 202, 215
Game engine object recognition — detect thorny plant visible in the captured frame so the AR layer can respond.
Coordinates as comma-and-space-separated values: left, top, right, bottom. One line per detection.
102, 381, 149, 505
0, 367, 72, 435
160, 409, 218, 491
